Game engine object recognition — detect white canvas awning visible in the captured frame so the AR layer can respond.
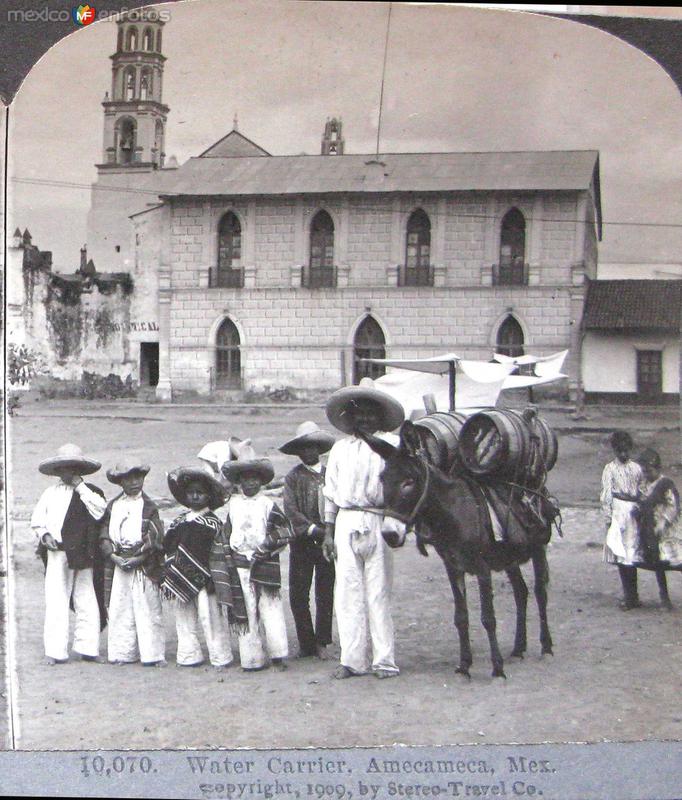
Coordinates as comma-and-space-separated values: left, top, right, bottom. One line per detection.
363, 350, 569, 416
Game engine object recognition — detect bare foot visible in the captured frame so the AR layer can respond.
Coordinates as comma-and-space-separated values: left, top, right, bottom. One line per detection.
374, 669, 398, 679
45, 657, 67, 666
272, 659, 288, 672
332, 665, 357, 679
76, 654, 106, 664
315, 645, 329, 661
177, 661, 205, 668
143, 660, 168, 668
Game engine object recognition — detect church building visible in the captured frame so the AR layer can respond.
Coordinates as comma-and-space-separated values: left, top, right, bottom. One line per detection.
31, 12, 606, 402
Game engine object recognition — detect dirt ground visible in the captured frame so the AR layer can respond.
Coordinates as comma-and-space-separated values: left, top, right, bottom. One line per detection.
5, 400, 682, 750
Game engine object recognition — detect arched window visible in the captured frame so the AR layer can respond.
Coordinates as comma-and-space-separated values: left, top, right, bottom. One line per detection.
353, 316, 386, 383
140, 69, 152, 100
124, 68, 136, 101
307, 210, 335, 288
126, 27, 138, 51
215, 212, 243, 287
497, 208, 527, 285
403, 209, 432, 285
143, 27, 154, 51
496, 315, 524, 358
215, 319, 242, 389
153, 120, 165, 166
156, 29, 163, 52
116, 117, 136, 164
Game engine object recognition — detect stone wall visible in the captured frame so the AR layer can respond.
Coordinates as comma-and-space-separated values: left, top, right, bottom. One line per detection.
167, 285, 574, 393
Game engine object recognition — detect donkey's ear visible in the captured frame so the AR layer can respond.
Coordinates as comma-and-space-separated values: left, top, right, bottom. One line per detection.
361, 431, 398, 461
400, 420, 422, 457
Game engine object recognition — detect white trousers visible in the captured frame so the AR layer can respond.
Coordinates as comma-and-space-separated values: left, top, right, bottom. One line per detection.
107, 567, 165, 664
174, 588, 233, 667
44, 550, 100, 661
334, 509, 398, 675
236, 566, 288, 669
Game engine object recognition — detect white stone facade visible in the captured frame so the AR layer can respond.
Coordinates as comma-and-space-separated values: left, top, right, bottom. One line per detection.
136, 188, 597, 398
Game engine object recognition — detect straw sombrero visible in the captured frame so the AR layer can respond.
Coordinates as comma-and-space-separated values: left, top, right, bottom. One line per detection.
106, 459, 151, 485
197, 437, 251, 472
326, 378, 405, 435
279, 421, 335, 456
38, 444, 101, 477
221, 445, 275, 485
167, 466, 227, 510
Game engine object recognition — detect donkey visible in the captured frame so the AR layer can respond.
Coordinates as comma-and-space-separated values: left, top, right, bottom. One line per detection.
364, 421, 554, 679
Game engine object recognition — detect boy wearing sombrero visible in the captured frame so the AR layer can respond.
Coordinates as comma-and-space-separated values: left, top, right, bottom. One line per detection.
280, 421, 336, 659
221, 448, 293, 671
322, 379, 405, 679
99, 460, 166, 666
31, 443, 108, 664
162, 466, 234, 668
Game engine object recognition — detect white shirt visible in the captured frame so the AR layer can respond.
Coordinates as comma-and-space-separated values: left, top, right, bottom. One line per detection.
323, 433, 399, 523
227, 493, 274, 559
31, 481, 107, 543
108, 493, 144, 547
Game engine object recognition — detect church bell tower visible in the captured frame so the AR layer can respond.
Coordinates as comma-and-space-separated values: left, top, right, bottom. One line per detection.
87, 10, 172, 272
98, 13, 169, 171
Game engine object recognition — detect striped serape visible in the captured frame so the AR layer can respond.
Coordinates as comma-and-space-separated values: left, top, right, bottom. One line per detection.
161, 514, 220, 603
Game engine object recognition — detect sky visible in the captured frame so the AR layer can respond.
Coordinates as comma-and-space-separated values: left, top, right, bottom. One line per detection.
7, 1, 682, 271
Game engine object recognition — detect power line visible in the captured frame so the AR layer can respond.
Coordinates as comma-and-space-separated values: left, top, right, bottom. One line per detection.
10, 176, 682, 229
375, 3, 393, 159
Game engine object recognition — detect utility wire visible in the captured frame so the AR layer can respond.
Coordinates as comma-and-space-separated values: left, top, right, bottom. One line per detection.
375, 2, 393, 159
10, 176, 682, 229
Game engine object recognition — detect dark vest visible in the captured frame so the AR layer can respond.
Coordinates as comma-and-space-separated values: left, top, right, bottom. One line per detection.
60, 483, 105, 570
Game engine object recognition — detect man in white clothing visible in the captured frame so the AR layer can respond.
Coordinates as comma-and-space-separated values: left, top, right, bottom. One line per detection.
322, 379, 405, 679
31, 444, 107, 664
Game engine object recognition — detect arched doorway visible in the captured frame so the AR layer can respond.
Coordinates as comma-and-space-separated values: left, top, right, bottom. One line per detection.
353, 316, 386, 383
215, 318, 242, 389
496, 315, 525, 358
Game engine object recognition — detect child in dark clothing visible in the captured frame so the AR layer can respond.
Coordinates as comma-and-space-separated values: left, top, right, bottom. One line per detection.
162, 467, 233, 668
279, 421, 336, 659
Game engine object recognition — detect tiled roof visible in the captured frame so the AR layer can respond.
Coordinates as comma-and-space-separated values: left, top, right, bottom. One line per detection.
159, 149, 600, 198
583, 280, 682, 331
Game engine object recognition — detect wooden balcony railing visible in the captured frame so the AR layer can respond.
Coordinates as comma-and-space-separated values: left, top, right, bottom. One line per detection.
303, 265, 337, 289
398, 265, 434, 287
492, 262, 529, 286
208, 267, 245, 289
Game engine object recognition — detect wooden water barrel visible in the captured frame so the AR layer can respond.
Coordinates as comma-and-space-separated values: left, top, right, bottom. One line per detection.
414, 412, 468, 472
458, 408, 556, 482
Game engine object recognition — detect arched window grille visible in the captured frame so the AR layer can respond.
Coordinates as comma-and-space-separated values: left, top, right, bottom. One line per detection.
212, 212, 244, 288
353, 316, 386, 383
306, 210, 335, 288
402, 209, 432, 286
497, 208, 527, 285
496, 315, 525, 358
215, 319, 242, 389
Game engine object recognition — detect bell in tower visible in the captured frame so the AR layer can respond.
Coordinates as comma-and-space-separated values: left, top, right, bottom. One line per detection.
98, 10, 170, 171
321, 117, 344, 155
